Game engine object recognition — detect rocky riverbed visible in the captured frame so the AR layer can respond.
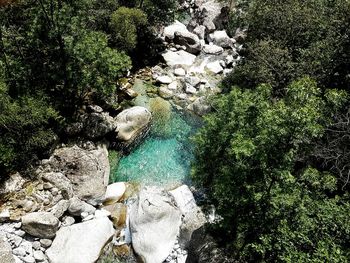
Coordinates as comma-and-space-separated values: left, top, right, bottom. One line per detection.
0, 1, 242, 262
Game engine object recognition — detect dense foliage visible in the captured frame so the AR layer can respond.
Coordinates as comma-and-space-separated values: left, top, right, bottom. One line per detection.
224, 0, 350, 94
0, 0, 176, 176
193, 78, 350, 262
193, 0, 350, 262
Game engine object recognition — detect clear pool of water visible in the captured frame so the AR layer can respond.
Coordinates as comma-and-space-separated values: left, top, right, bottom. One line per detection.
111, 95, 201, 187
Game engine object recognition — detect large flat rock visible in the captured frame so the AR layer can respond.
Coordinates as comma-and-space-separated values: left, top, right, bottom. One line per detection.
46, 217, 114, 263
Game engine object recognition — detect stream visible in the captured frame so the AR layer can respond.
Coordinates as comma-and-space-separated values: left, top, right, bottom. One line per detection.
111, 79, 202, 187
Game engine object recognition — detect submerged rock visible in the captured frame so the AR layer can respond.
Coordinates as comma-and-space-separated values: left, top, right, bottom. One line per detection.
130, 187, 182, 263
21, 212, 59, 239
46, 218, 114, 263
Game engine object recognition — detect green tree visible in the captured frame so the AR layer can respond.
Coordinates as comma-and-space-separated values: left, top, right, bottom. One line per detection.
225, 0, 350, 93
110, 7, 147, 52
192, 77, 349, 261
0, 64, 59, 176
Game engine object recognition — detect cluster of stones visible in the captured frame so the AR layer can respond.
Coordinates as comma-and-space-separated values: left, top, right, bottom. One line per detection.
150, 0, 245, 116
0, 140, 207, 263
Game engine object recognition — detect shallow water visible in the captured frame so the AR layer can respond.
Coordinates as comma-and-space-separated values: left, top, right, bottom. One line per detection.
111, 99, 201, 187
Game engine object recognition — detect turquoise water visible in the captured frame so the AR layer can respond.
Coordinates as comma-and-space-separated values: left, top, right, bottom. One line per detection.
111, 107, 201, 187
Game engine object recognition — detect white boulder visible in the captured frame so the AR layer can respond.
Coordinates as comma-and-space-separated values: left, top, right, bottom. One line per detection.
174, 68, 186, 76
206, 61, 224, 74
208, 30, 234, 48
169, 185, 207, 246
163, 20, 188, 41
104, 182, 126, 205
156, 75, 173, 84
115, 106, 152, 142
162, 50, 197, 68
46, 218, 114, 263
129, 187, 182, 263
203, 43, 224, 55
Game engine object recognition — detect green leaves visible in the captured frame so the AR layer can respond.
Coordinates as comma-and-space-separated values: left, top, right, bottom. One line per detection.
110, 7, 147, 52
192, 77, 349, 261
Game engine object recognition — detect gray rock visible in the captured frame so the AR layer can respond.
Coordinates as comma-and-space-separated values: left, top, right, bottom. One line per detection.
208, 30, 234, 48
0, 209, 10, 222
174, 68, 186, 76
11, 235, 23, 247
46, 218, 114, 263
42, 144, 110, 205
159, 86, 174, 99
0, 235, 16, 263
187, 97, 211, 116
169, 185, 206, 246
32, 241, 41, 250
62, 216, 75, 226
186, 85, 197, 95
193, 25, 206, 40
21, 212, 59, 239
0, 173, 26, 196
164, 21, 188, 41
21, 255, 35, 263
68, 197, 96, 217
185, 76, 201, 87
130, 187, 182, 263
115, 106, 152, 143
14, 230, 25, 237
13, 247, 26, 257
168, 81, 178, 91
162, 50, 197, 68
50, 200, 70, 219
41, 172, 73, 200
156, 75, 173, 84
174, 31, 202, 55
206, 61, 224, 74
185, 227, 230, 263
203, 44, 223, 55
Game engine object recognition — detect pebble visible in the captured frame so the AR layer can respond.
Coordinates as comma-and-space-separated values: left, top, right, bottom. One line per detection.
11, 235, 23, 247
63, 216, 75, 226
40, 239, 52, 248
51, 188, 59, 196
21, 255, 35, 263
14, 230, 25, 237
14, 222, 22, 229
33, 250, 46, 262
174, 68, 186, 76
43, 182, 53, 190
13, 247, 26, 257
81, 212, 89, 218
32, 241, 41, 250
